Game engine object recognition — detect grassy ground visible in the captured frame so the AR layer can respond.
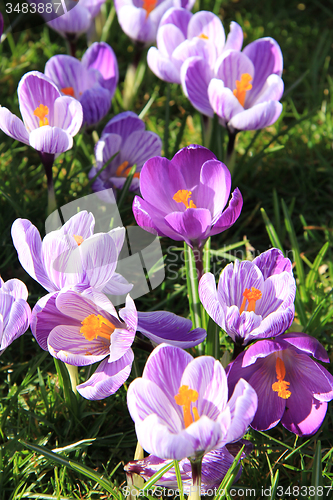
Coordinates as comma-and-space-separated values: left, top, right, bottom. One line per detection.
0, 0, 333, 498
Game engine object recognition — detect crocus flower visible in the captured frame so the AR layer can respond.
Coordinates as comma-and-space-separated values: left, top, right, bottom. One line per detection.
132, 145, 242, 249
31, 289, 206, 399
199, 248, 296, 346
148, 9, 243, 84
11, 211, 132, 296
0, 277, 31, 355
89, 112, 162, 201
181, 35, 283, 132
227, 332, 333, 436
0, 71, 82, 154
127, 343, 257, 460
45, 42, 118, 127
114, 0, 195, 45
125, 440, 252, 493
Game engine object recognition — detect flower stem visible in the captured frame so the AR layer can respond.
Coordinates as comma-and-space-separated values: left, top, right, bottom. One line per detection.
226, 130, 237, 176
65, 363, 78, 394
164, 83, 171, 158
232, 341, 245, 361
189, 456, 202, 500
38, 152, 57, 216
123, 42, 145, 110
184, 243, 202, 333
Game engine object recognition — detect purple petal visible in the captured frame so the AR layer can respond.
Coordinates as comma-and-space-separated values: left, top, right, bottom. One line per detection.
242, 338, 286, 367
171, 144, 217, 189
117, 5, 156, 43
53, 96, 83, 135
159, 7, 192, 38
224, 22, 243, 52
208, 187, 243, 236
187, 11, 225, 54
94, 133, 122, 171
173, 38, 217, 72
79, 0, 106, 17
47, 6, 91, 36
256, 272, 295, 318
80, 86, 111, 126
77, 349, 134, 400
253, 74, 284, 105
217, 260, 263, 309
199, 272, 225, 329
102, 111, 145, 139
208, 79, 243, 127
215, 50, 254, 98
0, 107, 29, 145
281, 397, 327, 436
228, 100, 283, 132
164, 208, 212, 246
252, 248, 292, 278
132, 196, 167, 238
59, 211, 95, 240
45, 55, 83, 95
156, 23, 185, 57
147, 47, 182, 84
82, 42, 119, 95
29, 126, 73, 153
224, 378, 258, 442
121, 130, 162, 170
281, 332, 330, 362
102, 273, 133, 295
0, 278, 28, 300
0, 294, 31, 351
181, 57, 214, 117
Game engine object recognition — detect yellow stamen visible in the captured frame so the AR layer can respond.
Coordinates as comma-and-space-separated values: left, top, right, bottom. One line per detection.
142, 0, 157, 17
73, 234, 84, 246
272, 357, 291, 399
174, 385, 199, 428
239, 287, 262, 314
61, 86, 75, 97
115, 160, 140, 179
34, 104, 49, 127
233, 73, 253, 107
198, 33, 209, 40
80, 314, 116, 341
173, 189, 197, 210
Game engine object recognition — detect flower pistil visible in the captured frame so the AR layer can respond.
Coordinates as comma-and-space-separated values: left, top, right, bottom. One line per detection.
80, 314, 116, 341
142, 0, 157, 17
272, 357, 291, 399
61, 87, 75, 97
233, 73, 253, 107
239, 287, 262, 314
174, 384, 199, 428
34, 104, 49, 127
173, 190, 197, 209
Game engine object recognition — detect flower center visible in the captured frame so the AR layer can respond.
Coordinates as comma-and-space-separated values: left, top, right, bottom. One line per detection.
80, 314, 116, 341
61, 87, 75, 97
272, 357, 291, 399
174, 385, 199, 428
34, 104, 49, 127
197, 33, 209, 40
115, 160, 140, 179
239, 287, 262, 314
173, 190, 197, 210
233, 73, 253, 107
142, 0, 157, 17
73, 234, 84, 245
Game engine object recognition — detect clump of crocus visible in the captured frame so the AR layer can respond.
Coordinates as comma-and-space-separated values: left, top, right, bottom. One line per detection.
132, 145, 242, 249
89, 112, 162, 202
227, 332, 333, 436
45, 43, 118, 127
31, 289, 206, 399
148, 9, 242, 84
199, 248, 296, 346
0, 276, 31, 355
114, 0, 195, 45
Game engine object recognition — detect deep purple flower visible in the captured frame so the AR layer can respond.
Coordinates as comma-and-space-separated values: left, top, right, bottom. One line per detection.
133, 145, 242, 249
199, 248, 296, 345
114, 0, 195, 44
0, 12, 4, 39
31, 289, 206, 399
11, 211, 132, 296
0, 277, 31, 355
89, 112, 162, 201
148, 9, 242, 84
181, 35, 283, 131
227, 333, 333, 436
0, 71, 82, 154
124, 440, 252, 493
45, 43, 118, 127
127, 343, 257, 460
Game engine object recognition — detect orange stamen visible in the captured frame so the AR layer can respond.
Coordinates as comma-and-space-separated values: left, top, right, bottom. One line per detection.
174, 385, 199, 428
239, 287, 262, 314
73, 234, 84, 246
233, 73, 253, 107
80, 314, 116, 341
173, 189, 197, 210
61, 87, 75, 97
142, 0, 157, 17
272, 357, 291, 399
115, 160, 140, 179
34, 104, 49, 127
197, 33, 209, 40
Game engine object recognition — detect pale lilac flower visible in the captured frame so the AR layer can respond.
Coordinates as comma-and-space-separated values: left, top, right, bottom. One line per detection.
11, 211, 132, 296
227, 333, 333, 436
199, 248, 296, 346
89, 112, 162, 201
45, 43, 118, 127
148, 9, 242, 84
0, 277, 31, 355
133, 145, 242, 249
0, 71, 82, 154
127, 343, 257, 460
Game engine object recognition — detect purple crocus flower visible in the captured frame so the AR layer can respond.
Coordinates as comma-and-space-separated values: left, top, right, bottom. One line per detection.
45, 42, 118, 127
127, 343, 257, 460
0, 71, 82, 154
199, 248, 296, 346
114, 0, 195, 45
125, 440, 252, 493
148, 9, 242, 84
181, 35, 283, 131
89, 112, 162, 201
132, 145, 243, 249
227, 333, 333, 436
31, 289, 206, 399
0, 277, 31, 355
11, 211, 132, 296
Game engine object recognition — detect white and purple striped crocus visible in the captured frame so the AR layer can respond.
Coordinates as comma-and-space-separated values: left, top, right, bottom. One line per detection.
127, 343, 257, 460
133, 144, 243, 249
199, 248, 296, 346
0, 276, 31, 355
11, 211, 132, 297
148, 9, 243, 84
0, 71, 83, 154
31, 289, 206, 399
45, 42, 118, 127
89, 112, 162, 201
114, 0, 195, 44
227, 333, 333, 436
182, 32, 284, 132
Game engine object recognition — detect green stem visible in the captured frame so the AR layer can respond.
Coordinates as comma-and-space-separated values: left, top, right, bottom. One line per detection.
205, 317, 220, 359
189, 456, 202, 500
65, 363, 78, 395
184, 243, 202, 332
164, 83, 171, 158
39, 152, 57, 216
